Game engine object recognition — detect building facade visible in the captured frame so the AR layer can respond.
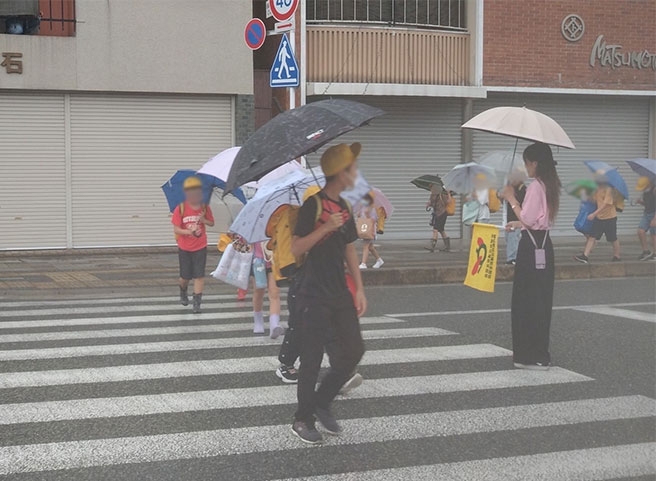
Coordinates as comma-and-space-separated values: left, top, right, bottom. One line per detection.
274, 0, 655, 239
0, 0, 252, 249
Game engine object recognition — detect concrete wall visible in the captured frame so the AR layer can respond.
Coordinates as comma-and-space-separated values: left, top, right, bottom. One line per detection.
483, 0, 656, 90
0, 0, 253, 94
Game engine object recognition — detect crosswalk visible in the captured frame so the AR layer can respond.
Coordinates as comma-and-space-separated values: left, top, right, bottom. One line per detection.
0, 295, 654, 479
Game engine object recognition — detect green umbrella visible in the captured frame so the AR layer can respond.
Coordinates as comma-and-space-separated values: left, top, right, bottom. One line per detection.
411, 174, 443, 192
566, 179, 597, 200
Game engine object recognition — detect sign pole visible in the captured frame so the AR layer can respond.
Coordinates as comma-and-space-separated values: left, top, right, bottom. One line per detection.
300, 0, 307, 106
289, 26, 296, 111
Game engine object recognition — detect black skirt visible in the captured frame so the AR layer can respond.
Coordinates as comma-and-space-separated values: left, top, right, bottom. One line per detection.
511, 230, 555, 364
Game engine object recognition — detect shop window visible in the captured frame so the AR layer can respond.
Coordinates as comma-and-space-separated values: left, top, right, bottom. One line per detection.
308, 0, 466, 30
0, 0, 75, 36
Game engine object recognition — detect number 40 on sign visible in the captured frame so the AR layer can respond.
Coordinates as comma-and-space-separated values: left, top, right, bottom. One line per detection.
269, 0, 299, 22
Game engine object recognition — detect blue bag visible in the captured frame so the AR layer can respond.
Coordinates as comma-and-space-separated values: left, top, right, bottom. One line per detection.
574, 200, 596, 234
252, 257, 268, 289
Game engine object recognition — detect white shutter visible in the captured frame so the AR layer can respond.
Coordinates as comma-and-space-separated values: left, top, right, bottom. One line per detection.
69, 94, 233, 247
472, 93, 650, 236
312, 96, 463, 239
0, 93, 67, 249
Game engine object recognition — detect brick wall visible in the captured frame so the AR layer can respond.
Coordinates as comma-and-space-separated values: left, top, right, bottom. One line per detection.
235, 94, 255, 146
483, 0, 656, 90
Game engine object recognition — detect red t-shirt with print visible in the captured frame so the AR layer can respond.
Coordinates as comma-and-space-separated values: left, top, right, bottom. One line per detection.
171, 202, 214, 252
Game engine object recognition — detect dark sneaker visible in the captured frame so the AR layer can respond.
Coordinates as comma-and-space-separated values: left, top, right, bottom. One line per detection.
639, 250, 653, 261
192, 293, 202, 314
315, 407, 341, 435
339, 372, 363, 395
276, 365, 298, 384
179, 287, 189, 306
505, 260, 516, 266
611, 256, 622, 262
514, 362, 550, 371
291, 421, 323, 445
573, 254, 589, 264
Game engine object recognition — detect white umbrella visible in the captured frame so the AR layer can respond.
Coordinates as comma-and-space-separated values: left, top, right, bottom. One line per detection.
462, 106, 575, 150
205, 188, 245, 234
230, 169, 371, 243
477, 150, 526, 177
443, 163, 496, 195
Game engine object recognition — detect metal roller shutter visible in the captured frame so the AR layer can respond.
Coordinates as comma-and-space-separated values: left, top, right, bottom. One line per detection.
69, 94, 233, 247
0, 93, 67, 249
311, 96, 463, 239
472, 93, 650, 236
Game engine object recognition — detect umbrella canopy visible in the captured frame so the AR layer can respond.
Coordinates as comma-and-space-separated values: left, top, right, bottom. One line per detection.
626, 158, 656, 181
477, 150, 526, 176
443, 163, 496, 195
566, 179, 598, 200
161, 170, 246, 212
230, 169, 371, 243
370, 187, 394, 218
583, 161, 629, 199
462, 106, 575, 149
411, 174, 443, 192
225, 99, 384, 192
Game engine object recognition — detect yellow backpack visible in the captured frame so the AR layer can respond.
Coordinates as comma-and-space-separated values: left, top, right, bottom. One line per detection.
488, 189, 501, 213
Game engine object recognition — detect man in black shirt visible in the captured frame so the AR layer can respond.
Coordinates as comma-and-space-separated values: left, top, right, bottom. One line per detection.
290, 142, 367, 444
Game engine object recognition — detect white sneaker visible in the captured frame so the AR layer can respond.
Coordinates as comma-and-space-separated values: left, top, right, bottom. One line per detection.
372, 258, 384, 269
359, 263, 367, 270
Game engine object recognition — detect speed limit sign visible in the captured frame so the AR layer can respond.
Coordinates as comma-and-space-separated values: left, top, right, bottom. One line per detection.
268, 0, 299, 22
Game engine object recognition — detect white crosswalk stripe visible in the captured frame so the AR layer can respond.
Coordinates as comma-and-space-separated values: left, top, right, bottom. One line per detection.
0, 295, 653, 480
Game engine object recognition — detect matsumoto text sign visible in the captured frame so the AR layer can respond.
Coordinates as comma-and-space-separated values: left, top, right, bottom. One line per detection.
590, 35, 656, 71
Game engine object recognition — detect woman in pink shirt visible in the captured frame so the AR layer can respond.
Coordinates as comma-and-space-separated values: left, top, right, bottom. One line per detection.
503, 143, 561, 371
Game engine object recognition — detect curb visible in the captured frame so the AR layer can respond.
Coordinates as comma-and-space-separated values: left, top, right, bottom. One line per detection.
361, 261, 656, 286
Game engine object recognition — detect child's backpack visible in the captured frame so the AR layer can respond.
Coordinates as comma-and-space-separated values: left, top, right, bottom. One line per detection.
574, 200, 596, 234
488, 189, 501, 213
375, 206, 387, 234
445, 195, 456, 216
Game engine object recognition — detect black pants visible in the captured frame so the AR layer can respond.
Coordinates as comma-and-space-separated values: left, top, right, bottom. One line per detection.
278, 277, 300, 366
295, 293, 365, 424
511, 230, 555, 365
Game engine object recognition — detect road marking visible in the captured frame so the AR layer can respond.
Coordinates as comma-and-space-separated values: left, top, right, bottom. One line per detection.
388, 302, 656, 318
0, 368, 590, 425
277, 443, 656, 481
0, 396, 650, 475
0, 293, 263, 308
0, 327, 455, 360
0, 300, 287, 317
0, 317, 401, 342
572, 306, 655, 323
0, 344, 510, 388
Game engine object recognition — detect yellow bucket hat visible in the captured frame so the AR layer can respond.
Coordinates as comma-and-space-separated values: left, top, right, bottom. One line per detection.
183, 176, 203, 190
636, 176, 652, 192
320, 142, 362, 177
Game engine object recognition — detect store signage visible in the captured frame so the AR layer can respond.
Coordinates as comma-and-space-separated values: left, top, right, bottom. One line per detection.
1, 52, 22, 74
590, 35, 656, 70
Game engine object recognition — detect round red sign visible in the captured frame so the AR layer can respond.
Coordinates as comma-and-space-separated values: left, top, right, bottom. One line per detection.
268, 0, 299, 22
244, 18, 266, 50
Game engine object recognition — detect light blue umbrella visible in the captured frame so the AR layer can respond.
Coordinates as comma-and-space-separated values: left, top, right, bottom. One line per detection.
230, 169, 371, 243
583, 161, 629, 199
443, 162, 496, 195
626, 158, 656, 182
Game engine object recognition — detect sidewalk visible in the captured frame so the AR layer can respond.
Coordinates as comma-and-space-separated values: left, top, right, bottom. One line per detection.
0, 237, 653, 299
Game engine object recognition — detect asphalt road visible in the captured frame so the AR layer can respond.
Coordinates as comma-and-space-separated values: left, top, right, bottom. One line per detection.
0, 278, 654, 480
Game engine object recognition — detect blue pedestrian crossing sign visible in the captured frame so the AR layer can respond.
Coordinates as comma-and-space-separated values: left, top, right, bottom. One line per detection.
270, 34, 299, 88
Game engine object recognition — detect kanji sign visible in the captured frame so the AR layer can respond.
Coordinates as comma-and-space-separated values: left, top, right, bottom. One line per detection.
1, 52, 23, 74
268, 0, 299, 22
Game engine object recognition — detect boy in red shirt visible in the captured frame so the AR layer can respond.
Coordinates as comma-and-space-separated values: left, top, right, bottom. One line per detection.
171, 177, 215, 313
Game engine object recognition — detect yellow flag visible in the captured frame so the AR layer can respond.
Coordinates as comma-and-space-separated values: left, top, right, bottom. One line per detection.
464, 223, 499, 293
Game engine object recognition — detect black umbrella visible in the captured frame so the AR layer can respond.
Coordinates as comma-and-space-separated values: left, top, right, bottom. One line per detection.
225, 99, 384, 193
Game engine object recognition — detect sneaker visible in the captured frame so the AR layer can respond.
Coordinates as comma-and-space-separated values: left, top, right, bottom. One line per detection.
573, 254, 589, 264
372, 258, 384, 269
639, 250, 653, 261
359, 263, 367, 270
514, 362, 550, 371
237, 289, 247, 301
276, 365, 298, 384
315, 407, 341, 435
339, 372, 363, 395
270, 325, 285, 340
505, 260, 516, 266
611, 256, 622, 262
192, 293, 202, 314
291, 421, 323, 445
179, 287, 189, 307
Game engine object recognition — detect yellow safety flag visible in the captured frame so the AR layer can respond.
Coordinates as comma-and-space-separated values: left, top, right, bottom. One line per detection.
464, 223, 499, 293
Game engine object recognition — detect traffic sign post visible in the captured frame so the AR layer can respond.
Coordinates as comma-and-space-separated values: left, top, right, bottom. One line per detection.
268, 0, 299, 22
270, 33, 299, 88
244, 18, 266, 50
